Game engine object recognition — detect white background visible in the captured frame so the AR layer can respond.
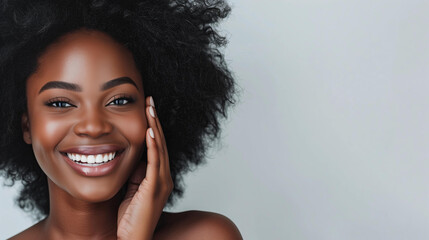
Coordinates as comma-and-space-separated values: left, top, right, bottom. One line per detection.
2, 0, 429, 239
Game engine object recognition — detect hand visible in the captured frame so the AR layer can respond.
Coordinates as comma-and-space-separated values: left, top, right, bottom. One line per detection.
117, 96, 173, 240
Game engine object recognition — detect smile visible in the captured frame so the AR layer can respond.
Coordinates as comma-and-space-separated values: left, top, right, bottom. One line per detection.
59, 145, 126, 176
66, 151, 117, 165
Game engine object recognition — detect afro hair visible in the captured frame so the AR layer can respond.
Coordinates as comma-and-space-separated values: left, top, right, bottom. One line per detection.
0, 0, 236, 218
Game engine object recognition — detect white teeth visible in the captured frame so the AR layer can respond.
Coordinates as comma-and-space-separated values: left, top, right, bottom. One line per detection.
87, 155, 95, 163
65, 151, 117, 165
95, 154, 103, 163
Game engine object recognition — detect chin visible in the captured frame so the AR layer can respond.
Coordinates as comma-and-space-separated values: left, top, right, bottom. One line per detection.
67, 182, 124, 203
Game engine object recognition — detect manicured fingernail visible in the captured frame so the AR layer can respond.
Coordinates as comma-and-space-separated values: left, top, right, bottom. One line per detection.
149, 106, 155, 118
149, 128, 155, 138
150, 96, 155, 107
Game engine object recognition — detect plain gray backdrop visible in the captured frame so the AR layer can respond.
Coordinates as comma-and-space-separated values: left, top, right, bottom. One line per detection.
2, 0, 429, 239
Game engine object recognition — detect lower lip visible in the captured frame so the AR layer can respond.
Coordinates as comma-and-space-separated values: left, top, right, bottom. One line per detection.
61, 151, 123, 177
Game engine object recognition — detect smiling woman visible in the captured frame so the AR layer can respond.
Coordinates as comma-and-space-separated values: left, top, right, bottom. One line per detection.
23, 31, 148, 204
0, 0, 241, 239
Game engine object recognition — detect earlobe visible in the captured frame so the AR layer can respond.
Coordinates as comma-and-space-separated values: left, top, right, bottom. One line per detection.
21, 113, 32, 144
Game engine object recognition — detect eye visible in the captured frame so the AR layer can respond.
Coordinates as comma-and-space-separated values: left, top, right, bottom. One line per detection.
45, 98, 75, 108
107, 96, 135, 106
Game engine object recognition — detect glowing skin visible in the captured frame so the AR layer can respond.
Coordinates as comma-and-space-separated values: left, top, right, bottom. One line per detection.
16, 29, 242, 240
18, 30, 152, 239
23, 30, 147, 203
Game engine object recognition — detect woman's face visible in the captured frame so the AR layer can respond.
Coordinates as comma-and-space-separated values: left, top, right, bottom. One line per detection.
22, 29, 147, 202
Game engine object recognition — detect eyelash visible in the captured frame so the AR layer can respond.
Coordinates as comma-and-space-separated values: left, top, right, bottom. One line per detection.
45, 98, 75, 108
106, 95, 135, 106
45, 95, 135, 108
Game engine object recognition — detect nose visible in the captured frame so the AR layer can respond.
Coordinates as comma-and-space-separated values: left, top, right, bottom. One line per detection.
73, 108, 113, 138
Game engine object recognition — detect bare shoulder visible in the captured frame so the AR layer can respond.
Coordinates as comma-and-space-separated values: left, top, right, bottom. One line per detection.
8, 220, 44, 240
155, 210, 243, 240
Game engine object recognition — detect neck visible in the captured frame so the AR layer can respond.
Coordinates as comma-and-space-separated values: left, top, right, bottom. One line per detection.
42, 179, 121, 240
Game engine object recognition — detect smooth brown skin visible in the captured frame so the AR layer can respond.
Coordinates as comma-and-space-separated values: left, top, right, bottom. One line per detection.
10, 29, 242, 240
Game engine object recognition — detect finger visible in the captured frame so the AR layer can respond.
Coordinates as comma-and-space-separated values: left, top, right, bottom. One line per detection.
154, 112, 170, 174
153, 109, 167, 153
151, 106, 171, 177
144, 126, 160, 183
146, 96, 166, 147
147, 111, 172, 188
146, 104, 164, 152
147, 116, 173, 195
146, 97, 169, 171
146, 98, 166, 157
146, 97, 172, 195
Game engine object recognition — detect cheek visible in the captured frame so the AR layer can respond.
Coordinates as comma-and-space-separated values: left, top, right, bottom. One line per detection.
31, 115, 69, 150
29, 114, 70, 170
118, 112, 148, 146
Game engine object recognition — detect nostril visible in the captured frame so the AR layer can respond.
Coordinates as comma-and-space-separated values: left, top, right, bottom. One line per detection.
73, 118, 113, 138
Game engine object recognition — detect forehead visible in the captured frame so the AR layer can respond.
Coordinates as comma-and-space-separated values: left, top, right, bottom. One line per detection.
27, 29, 142, 92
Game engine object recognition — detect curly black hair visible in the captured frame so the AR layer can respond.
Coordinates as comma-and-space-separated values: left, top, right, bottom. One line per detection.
0, 0, 235, 218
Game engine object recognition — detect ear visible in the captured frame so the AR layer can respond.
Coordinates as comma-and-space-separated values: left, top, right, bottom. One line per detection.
21, 113, 32, 144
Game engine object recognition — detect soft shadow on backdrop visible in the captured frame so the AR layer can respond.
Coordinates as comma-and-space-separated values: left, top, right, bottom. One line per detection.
2, 0, 429, 239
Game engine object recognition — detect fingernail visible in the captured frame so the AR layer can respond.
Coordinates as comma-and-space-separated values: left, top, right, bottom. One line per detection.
149, 128, 155, 138
149, 106, 155, 118
150, 96, 155, 107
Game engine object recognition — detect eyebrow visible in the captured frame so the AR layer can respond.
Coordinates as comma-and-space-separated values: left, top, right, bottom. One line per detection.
101, 77, 138, 91
38, 77, 138, 94
39, 81, 81, 94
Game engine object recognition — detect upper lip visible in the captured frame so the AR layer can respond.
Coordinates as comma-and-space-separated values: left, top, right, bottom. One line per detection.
59, 145, 125, 155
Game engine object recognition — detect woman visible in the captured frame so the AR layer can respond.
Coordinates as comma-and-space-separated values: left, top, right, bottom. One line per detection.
0, 0, 241, 239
